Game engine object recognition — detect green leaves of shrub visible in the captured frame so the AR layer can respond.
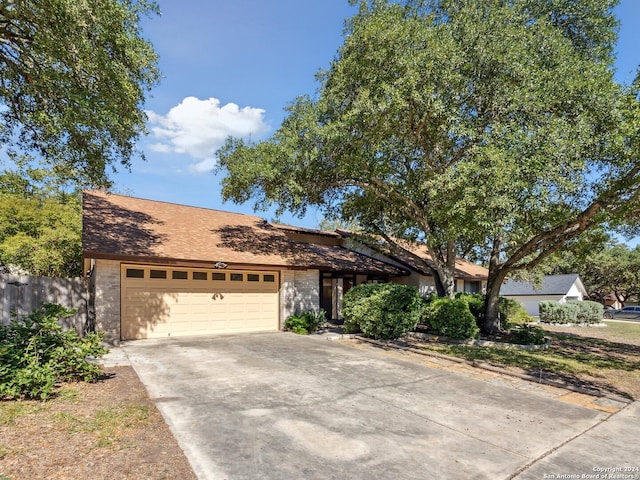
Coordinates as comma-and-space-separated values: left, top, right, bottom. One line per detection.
285, 310, 326, 334
539, 301, 603, 324
0, 304, 107, 400
425, 298, 479, 340
342, 283, 423, 340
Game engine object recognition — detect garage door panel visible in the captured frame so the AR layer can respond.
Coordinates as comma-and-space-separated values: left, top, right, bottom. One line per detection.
121, 265, 280, 340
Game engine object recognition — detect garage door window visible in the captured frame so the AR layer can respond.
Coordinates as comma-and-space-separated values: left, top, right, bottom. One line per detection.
230, 273, 243, 281
172, 271, 188, 280
126, 268, 145, 278
150, 269, 167, 279
263, 274, 275, 282
247, 274, 259, 282
212, 272, 226, 281
193, 271, 207, 280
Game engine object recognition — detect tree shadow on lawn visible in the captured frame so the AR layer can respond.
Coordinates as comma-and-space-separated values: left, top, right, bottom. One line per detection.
430, 340, 639, 400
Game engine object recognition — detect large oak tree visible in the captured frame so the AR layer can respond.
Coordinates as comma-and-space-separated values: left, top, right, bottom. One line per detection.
0, 0, 160, 187
217, 0, 640, 333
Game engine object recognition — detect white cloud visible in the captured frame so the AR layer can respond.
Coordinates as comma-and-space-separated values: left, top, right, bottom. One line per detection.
146, 96, 267, 172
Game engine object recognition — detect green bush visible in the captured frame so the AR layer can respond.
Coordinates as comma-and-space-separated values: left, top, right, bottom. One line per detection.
0, 304, 107, 400
285, 310, 326, 334
342, 283, 423, 340
539, 301, 579, 324
425, 298, 479, 340
509, 324, 547, 345
569, 301, 604, 324
454, 294, 533, 331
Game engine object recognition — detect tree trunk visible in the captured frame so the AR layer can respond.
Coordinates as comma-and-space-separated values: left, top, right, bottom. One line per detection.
482, 236, 507, 334
483, 269, 508, 334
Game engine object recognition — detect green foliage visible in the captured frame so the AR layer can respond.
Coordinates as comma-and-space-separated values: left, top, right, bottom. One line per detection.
217, 0, 637, 336
539, 300, 603, 324
0, 0, 160, 187
569, 300, 604, 324
508, 324, 547, 346
285, 310, 326, 335
424, 297, 479, 340
342, 283, 423, 340
538, 301, 579, 324
0, 304, 107, 400
456, 294, 533, 331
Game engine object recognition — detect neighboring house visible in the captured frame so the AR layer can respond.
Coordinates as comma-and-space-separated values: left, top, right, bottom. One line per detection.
500, 274, 588, 316
83, 191, 488, 343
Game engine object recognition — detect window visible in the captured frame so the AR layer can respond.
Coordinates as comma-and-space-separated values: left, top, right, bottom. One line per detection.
125, 268, 144, 278
150, 269, 167, 279
247, 274, 260, 282
172, 270, 188, 280
193, 271, 207, 280
212, 272, 226, 281
263, 274, 275, 283
230, 273, 243, 281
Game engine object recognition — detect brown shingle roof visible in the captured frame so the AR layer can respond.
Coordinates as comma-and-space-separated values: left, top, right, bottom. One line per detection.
82, 191, 407, 275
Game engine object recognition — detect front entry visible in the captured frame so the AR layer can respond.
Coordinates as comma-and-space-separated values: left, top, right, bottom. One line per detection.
321, 272, 377, 321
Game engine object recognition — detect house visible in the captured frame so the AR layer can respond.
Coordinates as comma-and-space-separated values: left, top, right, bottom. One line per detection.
83, 191, 488, 343
337, 230, 488, 296
500, 273, 588, 316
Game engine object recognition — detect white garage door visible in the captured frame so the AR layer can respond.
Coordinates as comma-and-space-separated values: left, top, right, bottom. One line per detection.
121, 264, 279, 340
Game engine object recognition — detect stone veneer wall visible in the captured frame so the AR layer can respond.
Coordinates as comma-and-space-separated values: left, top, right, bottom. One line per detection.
279, 269, 320, 328
93, 259, 121, 344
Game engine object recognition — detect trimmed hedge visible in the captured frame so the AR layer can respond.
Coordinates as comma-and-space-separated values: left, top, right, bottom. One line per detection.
539, 300, 603, 324
342, 283, 423, 340
425, 297, 479, 340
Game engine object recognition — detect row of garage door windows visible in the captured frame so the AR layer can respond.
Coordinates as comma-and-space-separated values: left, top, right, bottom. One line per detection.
125, 267, 276, 283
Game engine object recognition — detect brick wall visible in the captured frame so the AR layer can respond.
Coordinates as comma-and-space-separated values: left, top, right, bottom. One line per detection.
93, 259, 121, 344
279, 269, 319, 327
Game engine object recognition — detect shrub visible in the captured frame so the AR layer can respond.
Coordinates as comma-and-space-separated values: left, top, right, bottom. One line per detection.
569, 301, 604, 324
425, 298, 479, 340
0, 304, 107, 400
342, 283, 423, 340
539, 301, 578, 324
285, 310, 326, 334
456, 293, 485, 326
509, 324, 547, 345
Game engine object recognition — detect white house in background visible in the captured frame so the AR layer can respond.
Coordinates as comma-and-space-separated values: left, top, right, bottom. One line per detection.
500, 273, 588, 317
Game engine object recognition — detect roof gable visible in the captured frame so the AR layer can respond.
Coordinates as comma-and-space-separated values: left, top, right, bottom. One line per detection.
500, 274, 586, 296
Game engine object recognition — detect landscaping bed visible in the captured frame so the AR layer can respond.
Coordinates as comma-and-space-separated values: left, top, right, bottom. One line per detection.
0, 366, 196, 480
408, 321, 640, 400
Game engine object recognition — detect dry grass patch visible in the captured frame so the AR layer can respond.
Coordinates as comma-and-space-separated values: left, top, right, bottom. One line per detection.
0, 366, 196, 480
414, 321, 640, 400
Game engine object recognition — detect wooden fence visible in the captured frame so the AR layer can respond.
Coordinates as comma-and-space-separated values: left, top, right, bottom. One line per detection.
0, 273, 89, 334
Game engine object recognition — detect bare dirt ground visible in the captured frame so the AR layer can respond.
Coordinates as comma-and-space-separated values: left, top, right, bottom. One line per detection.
0, 367, 197, 480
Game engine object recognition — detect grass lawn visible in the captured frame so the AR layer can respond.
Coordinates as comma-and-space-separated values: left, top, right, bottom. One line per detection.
415, 321, 640, 400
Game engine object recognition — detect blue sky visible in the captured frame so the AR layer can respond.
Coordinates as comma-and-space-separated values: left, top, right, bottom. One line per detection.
113, 0, 640, 235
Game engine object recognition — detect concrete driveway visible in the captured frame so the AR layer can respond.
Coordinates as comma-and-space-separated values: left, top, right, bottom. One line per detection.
121, 333, 637, 480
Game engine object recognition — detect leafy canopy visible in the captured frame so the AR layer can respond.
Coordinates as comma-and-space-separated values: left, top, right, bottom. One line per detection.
217, 0, 638, 330
0, 164, 81, 276
0, 0, 160, 187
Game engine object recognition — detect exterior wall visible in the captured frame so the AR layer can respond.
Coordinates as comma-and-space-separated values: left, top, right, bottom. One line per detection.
564, 283, 584, 301
279, 269, 320, 327
394, 271, 437, 296
93, 259, 121, 344
503, 294, 564, 317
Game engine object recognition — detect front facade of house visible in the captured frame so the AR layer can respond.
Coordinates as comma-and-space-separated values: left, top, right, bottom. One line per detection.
83, 191, 487, 343
500, 274, 587, 317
